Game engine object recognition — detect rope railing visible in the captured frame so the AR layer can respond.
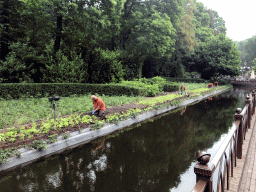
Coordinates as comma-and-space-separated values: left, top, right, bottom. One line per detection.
192, 89, 256, 192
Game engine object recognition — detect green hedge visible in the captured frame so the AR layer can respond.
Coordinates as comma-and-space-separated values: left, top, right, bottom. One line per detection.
163, 82, 180, 92
217, 79, 230, 85
0, 83, 147, 99
165, 78, 209, 83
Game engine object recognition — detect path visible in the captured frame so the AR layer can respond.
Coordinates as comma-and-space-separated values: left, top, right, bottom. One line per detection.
238, 112, 256, 192
225, 111, 256, 191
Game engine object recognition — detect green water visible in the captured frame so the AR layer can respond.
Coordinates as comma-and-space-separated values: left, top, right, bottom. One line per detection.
0, 87, 251, 192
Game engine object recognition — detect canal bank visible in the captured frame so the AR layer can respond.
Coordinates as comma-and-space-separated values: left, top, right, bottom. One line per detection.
0, 87, 230, 173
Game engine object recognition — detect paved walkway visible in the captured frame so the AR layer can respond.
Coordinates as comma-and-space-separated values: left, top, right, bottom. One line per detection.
238, 113, 256, 192
225, 113, 256, 191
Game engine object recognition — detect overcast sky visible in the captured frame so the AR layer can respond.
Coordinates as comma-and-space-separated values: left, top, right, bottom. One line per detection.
197, 0, 256, 42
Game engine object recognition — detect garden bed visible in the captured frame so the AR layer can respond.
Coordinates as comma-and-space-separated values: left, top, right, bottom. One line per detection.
0, 86, 230, 163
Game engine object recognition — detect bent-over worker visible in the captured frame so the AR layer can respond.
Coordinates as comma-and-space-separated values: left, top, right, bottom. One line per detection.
91, 95, 105, 117
180, 83, 187, 95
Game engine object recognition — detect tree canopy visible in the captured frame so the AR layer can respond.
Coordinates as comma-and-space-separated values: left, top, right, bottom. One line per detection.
188, 34, 241, 79
237, 35, 256, 68
0, 0, 241, 83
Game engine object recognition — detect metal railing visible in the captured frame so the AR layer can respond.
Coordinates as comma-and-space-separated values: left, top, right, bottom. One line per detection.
192, 89, 256, 192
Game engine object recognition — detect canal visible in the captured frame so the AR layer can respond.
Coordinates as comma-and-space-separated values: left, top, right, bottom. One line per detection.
0, 87, 252, 192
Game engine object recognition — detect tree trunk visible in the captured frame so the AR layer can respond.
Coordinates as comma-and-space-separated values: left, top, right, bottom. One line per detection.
0, 0, 10, 60
54, 15, 63, 53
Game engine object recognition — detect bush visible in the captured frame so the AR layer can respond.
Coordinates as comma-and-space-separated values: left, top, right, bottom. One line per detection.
41, 47, 88, 83
117, 79, 160, 97
0, 83, 148, 99
163, 82, 179, 92
151, 76, 166, 84
32, 140, 47, 150
216, 79, 230, 85
90, 48, 124, 83
165, 77, 209, 83
151, 76, 167, 91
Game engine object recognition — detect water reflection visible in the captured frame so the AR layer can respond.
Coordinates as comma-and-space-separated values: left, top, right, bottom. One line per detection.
0, 88, 250, 192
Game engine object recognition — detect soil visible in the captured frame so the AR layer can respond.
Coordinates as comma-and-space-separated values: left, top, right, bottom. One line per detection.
0, 89, 212, 151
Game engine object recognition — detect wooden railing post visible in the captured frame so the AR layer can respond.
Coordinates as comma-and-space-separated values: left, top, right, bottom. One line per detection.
245, 95, 251, 129
234, 108, 243, 159
193, 152, 214, 192
253, 90, 256, 115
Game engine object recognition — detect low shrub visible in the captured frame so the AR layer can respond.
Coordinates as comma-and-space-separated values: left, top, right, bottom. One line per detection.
32, 140, 47, 150
165, 78, 209, 84
216, 79, 230, 85
163, 82, 179, 92
116, 79, 160, 97
48, 134, 58, 143
0, 148, 13, 163
0, 83, 147, 99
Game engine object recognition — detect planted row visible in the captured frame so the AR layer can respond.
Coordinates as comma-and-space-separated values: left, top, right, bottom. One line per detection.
0, 114, 98, 144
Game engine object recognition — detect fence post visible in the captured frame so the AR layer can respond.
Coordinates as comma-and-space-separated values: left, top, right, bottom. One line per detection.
253, 90, 256, 115
194, 152, 214, 191
234, 108, 243, 159
245, 95, 251, 129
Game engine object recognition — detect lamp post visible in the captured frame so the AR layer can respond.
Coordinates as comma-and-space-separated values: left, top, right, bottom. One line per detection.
48, 96, 60, 121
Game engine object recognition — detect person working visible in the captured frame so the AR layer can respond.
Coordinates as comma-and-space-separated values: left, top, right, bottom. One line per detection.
91, 95, 105, 117
180, 83, 187, 95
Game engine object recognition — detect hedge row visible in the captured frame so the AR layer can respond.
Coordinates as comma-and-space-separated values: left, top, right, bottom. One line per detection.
163, 82, 180, 92
165, 78, 209, 83
216, 79, 230, 85
0, 83, 148, 99
165, 77, 231, 85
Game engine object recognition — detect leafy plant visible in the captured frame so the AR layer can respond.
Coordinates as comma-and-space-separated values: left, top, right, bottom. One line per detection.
32, 140, 47, 150
81, 115, 91, 123
62, 132, 70, 139
9, 138, 16, 143
48, 134, 58, 143
0, 148, 12, 163
0, 133, 5, 142
90, 121, 105, 130
105, 113, 120, 124
12, 150, 21, 157
19, 133, 25, 140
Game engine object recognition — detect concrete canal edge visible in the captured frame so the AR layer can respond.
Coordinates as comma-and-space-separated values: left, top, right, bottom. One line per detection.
0, 87, 230, 172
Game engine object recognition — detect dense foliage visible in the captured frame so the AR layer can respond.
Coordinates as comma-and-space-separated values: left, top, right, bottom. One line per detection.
0, 0, 241, 83
237, 35, 256, 68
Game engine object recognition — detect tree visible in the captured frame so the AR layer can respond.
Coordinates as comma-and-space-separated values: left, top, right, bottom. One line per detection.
0, 0, 24, 61
194, 2, 214, 43
205, 9, 226, 35
177, 0, 197, 52
190, 34, 241, 79
124, 9, 176, 78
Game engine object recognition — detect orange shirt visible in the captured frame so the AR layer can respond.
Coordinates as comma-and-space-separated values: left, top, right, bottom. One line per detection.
93, 98, 105, 111
180, 86, 186, 90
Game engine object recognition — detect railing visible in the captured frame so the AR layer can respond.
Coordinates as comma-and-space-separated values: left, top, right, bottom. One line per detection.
192, 89, 256, 192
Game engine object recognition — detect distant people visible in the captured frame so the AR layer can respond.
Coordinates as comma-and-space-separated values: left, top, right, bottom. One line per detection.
214, 81, 218, 87
91, 95, 105, 117
180, 83, 187, 95
207, 83, 213, 88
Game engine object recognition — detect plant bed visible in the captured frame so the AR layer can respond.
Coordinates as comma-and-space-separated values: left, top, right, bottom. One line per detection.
0, 86, 229, 153
32, 140, 47, 151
